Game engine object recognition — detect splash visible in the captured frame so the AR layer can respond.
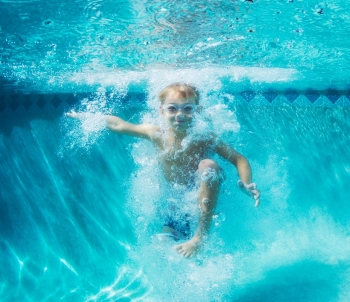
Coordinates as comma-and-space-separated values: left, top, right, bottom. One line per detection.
69, 66, 298, 97
51, 81, 350, 301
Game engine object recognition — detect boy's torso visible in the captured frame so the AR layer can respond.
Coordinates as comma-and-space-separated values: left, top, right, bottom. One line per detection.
151, 128, 215, 185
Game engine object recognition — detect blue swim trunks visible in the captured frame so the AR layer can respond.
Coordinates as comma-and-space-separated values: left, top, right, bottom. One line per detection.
163, 212, 191, 240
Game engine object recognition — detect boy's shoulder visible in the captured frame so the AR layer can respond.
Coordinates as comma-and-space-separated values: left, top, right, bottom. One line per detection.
195, 131, 218, 144
143, 124, 161, 139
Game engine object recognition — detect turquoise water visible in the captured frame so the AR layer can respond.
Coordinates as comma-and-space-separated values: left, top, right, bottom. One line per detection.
1, 0, 350, 91
1, 0, 350, 301
1, 91, 350, 301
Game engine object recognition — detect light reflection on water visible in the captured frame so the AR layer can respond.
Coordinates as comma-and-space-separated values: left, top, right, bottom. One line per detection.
1, 0, 350, 91
1, 0, 350, 298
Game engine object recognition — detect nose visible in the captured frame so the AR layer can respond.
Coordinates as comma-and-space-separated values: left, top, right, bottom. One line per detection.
175, 109, 185, 116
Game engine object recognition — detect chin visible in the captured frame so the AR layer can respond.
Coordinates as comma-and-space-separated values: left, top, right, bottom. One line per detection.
168, 121, 192, 132
174, 124, 190, 132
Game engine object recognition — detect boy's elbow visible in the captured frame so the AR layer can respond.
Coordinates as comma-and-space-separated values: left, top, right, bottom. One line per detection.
235, 155, 250, 168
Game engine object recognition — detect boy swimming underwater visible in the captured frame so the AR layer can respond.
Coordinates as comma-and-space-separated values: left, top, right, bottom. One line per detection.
67, 83, 260, 258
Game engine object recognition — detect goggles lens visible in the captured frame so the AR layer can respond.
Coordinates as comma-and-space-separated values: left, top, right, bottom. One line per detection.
163, 104, 197, 114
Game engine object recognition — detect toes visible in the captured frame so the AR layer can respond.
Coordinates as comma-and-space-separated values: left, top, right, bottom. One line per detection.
174, 245, 185, 255
179, 249, 187, 257
174, 244, 182, 251
174, 245, 190, 257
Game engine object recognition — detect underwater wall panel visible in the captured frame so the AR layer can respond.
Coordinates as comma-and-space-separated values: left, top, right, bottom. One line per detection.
1, 89, 350, 117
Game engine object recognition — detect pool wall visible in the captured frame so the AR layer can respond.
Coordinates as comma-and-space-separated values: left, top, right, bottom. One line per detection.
1, 89, 350, 118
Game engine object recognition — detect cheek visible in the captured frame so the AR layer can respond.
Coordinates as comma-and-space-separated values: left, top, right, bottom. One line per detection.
164, 114, 175, 123
185, 115, 193, 121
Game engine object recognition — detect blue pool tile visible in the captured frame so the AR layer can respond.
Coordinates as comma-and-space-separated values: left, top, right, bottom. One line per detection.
271, 96, 291, 106
9, 98, 19, 111
346, 92, 350, 101
36, 95, 46, 109
241, 91, 256, 102
232, 95, 249, 105
293, 96, 314, 106
262, 91, 278, 102
325, 91, 340, 103
304, 90, 319, 103
250, 94, 272, 106
314, 96, 333, 106
23, 95, 32, 110
335, 96, 350, 106
65, 94, 77, 106
2, 90, 350, 115
51, 95, 62, 108
284, 91, 299, 103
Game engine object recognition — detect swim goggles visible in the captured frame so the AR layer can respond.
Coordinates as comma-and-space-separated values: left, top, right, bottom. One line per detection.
162, 103, 197, 114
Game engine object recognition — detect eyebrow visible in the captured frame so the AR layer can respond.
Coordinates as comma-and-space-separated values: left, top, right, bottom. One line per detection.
165, 103, 196, 106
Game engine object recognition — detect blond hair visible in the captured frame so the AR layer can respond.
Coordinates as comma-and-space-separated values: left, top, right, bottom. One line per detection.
158, 83, 200, 104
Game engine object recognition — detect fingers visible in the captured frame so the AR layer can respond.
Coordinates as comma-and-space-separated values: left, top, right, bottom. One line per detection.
238, 181, 257, 191
238, 181, 261, 207
249, 183, 257, 190
254, 194, 260, 207
174, 244, 182, 251
252, 188, 260, 207
255, 199, 260, 207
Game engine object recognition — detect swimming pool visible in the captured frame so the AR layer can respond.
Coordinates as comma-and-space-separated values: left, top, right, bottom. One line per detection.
1, 1, 350, 301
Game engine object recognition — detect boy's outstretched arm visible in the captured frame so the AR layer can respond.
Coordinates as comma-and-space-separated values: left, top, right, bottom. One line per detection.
215, 140, 260, 207
66, 111, 159, 140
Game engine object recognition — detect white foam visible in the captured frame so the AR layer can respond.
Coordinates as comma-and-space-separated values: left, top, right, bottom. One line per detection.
69, 66, 298, 94
60, 73, 349, 300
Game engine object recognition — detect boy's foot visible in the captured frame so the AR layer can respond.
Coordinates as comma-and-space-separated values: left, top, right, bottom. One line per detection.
174, 235, 201, 258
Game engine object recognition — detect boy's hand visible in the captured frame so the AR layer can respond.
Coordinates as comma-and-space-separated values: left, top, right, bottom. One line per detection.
237, 180, 260, 207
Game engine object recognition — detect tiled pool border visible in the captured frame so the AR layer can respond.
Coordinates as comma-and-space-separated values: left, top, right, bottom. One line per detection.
1, 90, 349, 116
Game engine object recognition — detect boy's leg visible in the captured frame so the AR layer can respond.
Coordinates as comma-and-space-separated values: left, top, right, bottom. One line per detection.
161, 226, 186, 241
174, 159, 222, 257
198, 159, 222, 210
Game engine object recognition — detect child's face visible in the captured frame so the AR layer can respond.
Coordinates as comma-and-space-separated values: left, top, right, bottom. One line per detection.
160, 90, 198, 133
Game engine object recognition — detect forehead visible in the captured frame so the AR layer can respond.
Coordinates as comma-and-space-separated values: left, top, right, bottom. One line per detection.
163, 90, 196, 104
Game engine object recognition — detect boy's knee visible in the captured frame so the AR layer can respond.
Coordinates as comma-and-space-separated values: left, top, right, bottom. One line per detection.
198, 159, 220, 172
198, 159, 222, 183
